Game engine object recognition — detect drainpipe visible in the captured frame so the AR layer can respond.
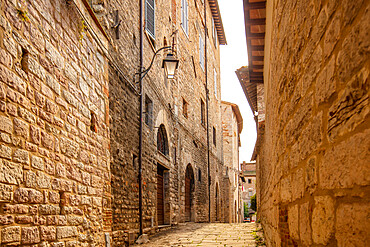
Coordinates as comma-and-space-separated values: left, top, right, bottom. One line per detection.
138, 0, 144, 236
204, 0, 211, 223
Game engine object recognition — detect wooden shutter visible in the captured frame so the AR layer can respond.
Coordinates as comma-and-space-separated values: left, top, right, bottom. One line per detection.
181, 0, 188, 35
199, 34, 204, 69
145, 0, 155, 39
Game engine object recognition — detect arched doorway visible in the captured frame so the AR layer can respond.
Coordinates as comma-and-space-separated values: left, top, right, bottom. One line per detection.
215, 183, 219, 221
185, 164, 194, 222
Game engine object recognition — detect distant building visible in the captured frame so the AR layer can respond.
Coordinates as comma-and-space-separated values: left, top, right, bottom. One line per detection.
240, 161, 256, 209
221, 101, 243, 223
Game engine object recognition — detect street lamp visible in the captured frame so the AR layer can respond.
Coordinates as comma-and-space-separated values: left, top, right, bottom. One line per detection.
162, 53, 179, 79
136, 46, 179, 81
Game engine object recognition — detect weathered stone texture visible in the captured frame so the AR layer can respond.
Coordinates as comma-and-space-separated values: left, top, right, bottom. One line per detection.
256, 0, 370, 246
0, 0, 111, 245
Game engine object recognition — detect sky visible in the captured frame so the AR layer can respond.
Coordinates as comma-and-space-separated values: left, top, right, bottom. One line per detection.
218, 0, 257, 163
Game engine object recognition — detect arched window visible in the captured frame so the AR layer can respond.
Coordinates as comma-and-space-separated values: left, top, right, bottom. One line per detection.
157, 124, 169, 155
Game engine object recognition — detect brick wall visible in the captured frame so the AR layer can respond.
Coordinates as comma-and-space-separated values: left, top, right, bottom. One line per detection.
258, 0, 370, 246
0, 0, 111, 245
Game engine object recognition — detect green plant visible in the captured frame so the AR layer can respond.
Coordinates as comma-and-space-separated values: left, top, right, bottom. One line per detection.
251, 194, 257, 211
78, 18, 88, 42
17, 8, 30, 22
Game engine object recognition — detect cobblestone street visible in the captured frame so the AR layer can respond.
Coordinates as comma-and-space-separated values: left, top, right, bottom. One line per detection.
134, 223, 258, 247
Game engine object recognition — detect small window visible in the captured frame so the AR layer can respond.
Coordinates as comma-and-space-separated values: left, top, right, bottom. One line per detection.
145, 95, 153, 128
182, 98, 188, 118
214, 68, 217, 98
200, 99, 205, 125
145, 0, 155, 40
157, 124, 169, 155
181, 0, 189, 35
248, 179, 252, 184
212, 18, 218, 47
198, 168, 201, 182
133, 154, 137, 167
213, 127, 216, 146
199, 33, 204, 70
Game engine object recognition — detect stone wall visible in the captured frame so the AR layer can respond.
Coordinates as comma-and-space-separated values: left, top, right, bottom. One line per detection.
0, 0, 111, 245
100, 0, 226, 244
259, 0, 370, 246
221, 102, 241, 223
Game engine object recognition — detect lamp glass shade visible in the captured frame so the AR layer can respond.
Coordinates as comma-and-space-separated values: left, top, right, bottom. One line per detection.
162, 53, 179, 79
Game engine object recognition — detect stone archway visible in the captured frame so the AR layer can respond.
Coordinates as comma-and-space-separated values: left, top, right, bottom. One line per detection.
185, 164, 195, 222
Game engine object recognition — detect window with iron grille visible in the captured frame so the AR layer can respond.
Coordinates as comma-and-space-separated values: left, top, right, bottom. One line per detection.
145, 0, 155, 40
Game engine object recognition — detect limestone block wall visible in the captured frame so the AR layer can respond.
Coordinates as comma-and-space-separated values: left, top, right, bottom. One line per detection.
259, 0, 370, 246
0, 0, 111, 245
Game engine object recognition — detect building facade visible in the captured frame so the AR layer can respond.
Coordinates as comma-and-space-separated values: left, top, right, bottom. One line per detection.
240, 161, 256, 210
240, 0, 370, 246
0, 0, 230, 246
221, 101, 243, 223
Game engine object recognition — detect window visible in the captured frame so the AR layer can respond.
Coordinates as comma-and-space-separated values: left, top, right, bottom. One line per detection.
145, 95, 153, 128
212, 17, 218, 47
248, 179, 252, 184
199, 33, 204, 70
182, 98, 188, 118
157, 124, 169, 155
213, 127, 216, 146
214, 68, 217, 98
198, 168, 201, 182
181, 0, 188, 35
145, 0, 155, 40
200, 98, 205, 125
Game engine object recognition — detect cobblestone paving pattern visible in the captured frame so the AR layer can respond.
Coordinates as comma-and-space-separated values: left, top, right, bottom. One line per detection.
134, 223, 257, 247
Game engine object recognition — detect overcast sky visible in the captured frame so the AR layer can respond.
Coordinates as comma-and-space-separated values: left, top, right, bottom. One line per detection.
218, 0, 257, 163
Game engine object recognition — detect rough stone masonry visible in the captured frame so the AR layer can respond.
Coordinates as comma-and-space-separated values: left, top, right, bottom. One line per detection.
0, 0, 111, 245
0, 0, 231, 246
254, 0, 370, 246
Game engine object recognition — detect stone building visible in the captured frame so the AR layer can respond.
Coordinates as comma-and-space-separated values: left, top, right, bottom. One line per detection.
0, 0, 111, 245
239, 0, 370, 246
221, 101, 243, 223
240, 161, 256, 211
0, 0, 229, 246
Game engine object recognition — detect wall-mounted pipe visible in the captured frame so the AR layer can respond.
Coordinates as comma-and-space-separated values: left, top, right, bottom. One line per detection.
204, 0, 211, 223
138, 0, 144, 237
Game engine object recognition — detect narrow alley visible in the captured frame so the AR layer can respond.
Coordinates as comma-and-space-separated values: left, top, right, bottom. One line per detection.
133, 223, 260, 247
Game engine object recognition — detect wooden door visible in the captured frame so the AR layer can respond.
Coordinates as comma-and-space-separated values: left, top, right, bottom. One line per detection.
185, 173, 191, 222
157, 167, 164, 225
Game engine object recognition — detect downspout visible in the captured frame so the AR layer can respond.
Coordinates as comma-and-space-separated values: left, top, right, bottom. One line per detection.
138, 0, 144, 237
204, 0, 211, 223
